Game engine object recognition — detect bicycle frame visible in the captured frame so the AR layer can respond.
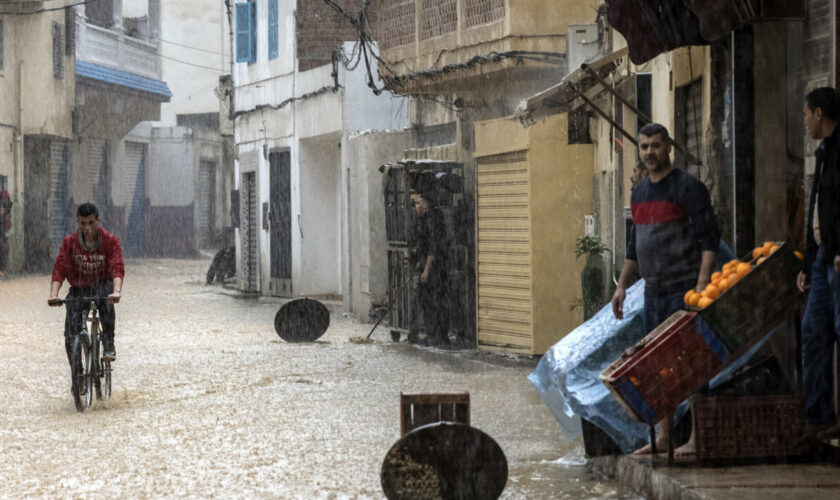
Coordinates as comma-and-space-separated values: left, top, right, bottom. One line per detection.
60, 296, 113, 410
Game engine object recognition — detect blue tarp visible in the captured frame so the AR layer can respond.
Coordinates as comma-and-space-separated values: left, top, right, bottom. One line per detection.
528, 244, 779, 453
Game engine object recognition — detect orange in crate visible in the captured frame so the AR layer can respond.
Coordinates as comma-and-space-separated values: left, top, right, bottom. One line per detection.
600, 311, 731, 425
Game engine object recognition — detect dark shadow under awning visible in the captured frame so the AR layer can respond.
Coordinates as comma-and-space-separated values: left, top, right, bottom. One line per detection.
606, 0, 805, 65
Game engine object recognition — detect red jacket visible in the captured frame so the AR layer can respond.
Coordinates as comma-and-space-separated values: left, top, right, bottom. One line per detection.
51, 228, 125, 287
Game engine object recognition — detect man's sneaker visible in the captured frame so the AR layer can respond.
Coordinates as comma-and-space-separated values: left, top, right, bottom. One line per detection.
102, 340, 116, 361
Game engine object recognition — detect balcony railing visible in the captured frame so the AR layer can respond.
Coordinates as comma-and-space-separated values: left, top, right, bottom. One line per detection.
75, 12, 160, 80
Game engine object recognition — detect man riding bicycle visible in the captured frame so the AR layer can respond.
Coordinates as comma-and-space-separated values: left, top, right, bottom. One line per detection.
48, 203, 124, 362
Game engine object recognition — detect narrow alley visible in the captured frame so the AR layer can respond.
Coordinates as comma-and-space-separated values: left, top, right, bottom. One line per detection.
0, 258, 629, 499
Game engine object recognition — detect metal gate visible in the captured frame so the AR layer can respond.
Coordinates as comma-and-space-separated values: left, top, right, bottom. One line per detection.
240, 171, 258, 292
123, 141, 147, 256
268, 151, 292, 297
198, 160, 215, 249
49, 140, 70, 258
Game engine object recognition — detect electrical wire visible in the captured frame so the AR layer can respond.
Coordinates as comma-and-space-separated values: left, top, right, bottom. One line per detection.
0, 0, 90, 15
159, 53, 228, 72
160, 38, 228, 57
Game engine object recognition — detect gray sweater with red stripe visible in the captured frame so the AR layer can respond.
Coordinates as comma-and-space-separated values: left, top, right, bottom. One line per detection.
627, 168, 720, 292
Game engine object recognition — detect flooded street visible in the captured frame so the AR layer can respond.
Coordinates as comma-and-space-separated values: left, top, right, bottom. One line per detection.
0, 258, 628, 499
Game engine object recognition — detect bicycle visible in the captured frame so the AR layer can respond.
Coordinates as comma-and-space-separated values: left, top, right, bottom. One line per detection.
58, 297, 113, 412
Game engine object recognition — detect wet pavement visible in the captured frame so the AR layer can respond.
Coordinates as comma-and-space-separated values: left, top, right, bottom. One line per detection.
0, 258, 636, 499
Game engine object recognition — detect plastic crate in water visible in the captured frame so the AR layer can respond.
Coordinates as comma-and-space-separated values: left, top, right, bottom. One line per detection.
600, 310, 731, 425
693, 395, 803, 460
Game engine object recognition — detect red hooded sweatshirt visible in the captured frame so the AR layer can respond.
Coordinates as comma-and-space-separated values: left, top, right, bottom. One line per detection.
51, 228, 125, 287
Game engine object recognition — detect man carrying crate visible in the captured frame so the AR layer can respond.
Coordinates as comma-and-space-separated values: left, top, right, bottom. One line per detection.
797, 87, 840, 441
611, 123, 721, 456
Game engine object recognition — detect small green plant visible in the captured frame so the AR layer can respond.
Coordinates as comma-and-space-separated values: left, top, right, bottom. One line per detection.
575, 234, 610, 259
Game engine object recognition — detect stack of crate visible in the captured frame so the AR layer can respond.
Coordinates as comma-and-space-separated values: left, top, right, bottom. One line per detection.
382, 161, 475, 344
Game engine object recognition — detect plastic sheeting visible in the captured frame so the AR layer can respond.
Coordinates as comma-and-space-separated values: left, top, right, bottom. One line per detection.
528, 243, 779, 454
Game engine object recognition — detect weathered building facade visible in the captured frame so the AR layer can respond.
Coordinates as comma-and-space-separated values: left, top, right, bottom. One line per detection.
232, 0, 409, 309
374, 0, 602, 352
0, 1, 76, 272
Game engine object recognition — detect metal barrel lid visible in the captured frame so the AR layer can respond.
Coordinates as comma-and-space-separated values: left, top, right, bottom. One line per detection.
274, 298, 330, 342
380, 422, 508, 500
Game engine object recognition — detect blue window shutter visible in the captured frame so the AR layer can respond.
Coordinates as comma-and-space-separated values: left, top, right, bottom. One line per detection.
268, 0, 278, 60
235, 3, 251, 63
249, 1, 257, 63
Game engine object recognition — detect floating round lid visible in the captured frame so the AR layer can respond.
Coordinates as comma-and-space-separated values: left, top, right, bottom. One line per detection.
274, 298, 330, 342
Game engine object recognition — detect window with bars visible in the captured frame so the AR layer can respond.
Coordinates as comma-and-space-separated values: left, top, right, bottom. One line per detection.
420, 0, 457, 41
462, 0, 505, 29
378, 0, 415, 49
52, 22, 64, 80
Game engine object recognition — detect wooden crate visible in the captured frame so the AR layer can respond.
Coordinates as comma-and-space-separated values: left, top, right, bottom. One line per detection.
699, 242, 802, 354
400, 391, 470, 436
693, 395, 803, 460
600, 311, 731, 424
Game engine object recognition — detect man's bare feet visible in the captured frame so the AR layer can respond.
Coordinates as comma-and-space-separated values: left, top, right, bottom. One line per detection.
632, 436, 668, 455
674, 436, 696, 458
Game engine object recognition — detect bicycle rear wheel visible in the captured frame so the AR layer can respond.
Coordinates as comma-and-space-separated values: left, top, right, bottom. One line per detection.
71, 335, 93, 412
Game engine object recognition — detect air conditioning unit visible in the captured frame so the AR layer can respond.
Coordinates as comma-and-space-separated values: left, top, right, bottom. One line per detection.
567, 24, 600, 72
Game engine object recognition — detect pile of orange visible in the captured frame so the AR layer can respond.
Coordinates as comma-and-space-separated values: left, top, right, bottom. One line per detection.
751, 241, 780, 265
684, 259, 754, 309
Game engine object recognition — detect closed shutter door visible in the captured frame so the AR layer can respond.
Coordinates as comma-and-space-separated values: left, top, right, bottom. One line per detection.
476, 151, 532, 353
122, 142, 145, 209
198, 161, 214, 248
49, 141, 70, 257
86, 139, 107, 203
685, 80, 702, 176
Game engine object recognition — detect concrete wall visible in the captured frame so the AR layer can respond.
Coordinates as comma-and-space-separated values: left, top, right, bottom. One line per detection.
158, 0, 230, 126
0, 9, 75, 272
753, 23, 789, 244
298, 132, 342, 296
16, 11, 75, 138
342, 129, 416, 318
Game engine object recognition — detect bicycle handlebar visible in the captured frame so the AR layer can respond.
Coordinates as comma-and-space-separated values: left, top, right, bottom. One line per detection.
52, 296, 114, 306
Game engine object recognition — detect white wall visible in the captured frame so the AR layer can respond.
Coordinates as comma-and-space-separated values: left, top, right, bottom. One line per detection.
157, 0, 230, 126
148, 126, 195, 206
342, 129, 416, 318
298, 132, 342, 296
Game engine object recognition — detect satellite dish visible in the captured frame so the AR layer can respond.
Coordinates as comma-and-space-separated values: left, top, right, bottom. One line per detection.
274, 298, 330, 342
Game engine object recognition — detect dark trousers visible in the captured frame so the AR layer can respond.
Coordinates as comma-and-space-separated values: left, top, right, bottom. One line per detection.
64, 281, 116, 366
643, 286, 687, 335
418, 272, 449, 340
0, 235, 8, 271
801, 246, 840, 425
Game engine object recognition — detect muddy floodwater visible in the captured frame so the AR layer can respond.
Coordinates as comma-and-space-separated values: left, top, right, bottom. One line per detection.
0, 259, 635, 499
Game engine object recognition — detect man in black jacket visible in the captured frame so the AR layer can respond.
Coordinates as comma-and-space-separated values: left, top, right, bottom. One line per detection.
414, 191, 450, 346
798, 87, 840, 439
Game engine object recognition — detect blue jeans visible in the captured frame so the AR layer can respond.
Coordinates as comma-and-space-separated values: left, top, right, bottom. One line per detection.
643, 286, 687, 335
801, 246, 840, 425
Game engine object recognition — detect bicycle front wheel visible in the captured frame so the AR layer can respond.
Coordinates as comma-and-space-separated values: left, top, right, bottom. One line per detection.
71, 335, 93, 412
99, 358, 111, 400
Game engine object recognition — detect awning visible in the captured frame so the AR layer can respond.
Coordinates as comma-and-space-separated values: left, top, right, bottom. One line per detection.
76, 60, 172, 102
606, 0, 806, 65
515, 47, 629, 126
516, 45, 702, 165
